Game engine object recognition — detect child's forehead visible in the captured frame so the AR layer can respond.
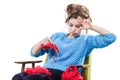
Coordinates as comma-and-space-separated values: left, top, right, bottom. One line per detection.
69, 19, 80, 24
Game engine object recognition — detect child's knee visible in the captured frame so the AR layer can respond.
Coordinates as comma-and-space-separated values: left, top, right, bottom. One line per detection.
12, 72, 27, 80
23, 74, 51, 80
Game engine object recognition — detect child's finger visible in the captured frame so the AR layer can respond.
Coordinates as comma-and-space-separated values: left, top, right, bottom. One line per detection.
77, 17, 83, 23
47, 37, 53, 43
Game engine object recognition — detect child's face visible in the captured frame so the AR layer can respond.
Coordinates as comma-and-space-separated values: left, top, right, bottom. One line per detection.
68, 18, 83, 36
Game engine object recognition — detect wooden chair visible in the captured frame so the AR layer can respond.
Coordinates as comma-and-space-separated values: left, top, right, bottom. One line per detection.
15, 54, 92, 80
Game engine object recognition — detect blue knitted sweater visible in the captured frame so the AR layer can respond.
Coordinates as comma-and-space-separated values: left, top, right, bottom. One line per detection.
31, 32, 116, 71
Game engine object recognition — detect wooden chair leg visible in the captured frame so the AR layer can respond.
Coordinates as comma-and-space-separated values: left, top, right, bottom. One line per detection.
32, 63, 35, 68
21, 63, 25, 72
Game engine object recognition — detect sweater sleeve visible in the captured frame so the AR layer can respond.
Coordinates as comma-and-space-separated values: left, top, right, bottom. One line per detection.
87, 33, 116, 49
85, 33, 116, 56
50, 32, 65, 41
30, 48, 49, 57
30, 32, 64, 57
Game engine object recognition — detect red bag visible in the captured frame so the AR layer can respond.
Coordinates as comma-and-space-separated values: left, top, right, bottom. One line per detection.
62, 65, 83, 80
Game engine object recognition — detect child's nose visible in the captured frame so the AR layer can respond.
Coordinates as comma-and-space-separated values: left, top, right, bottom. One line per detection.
72, 26, 76, 30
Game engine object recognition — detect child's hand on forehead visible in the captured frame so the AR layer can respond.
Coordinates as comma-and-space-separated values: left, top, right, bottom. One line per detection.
77, 17, 84, 27
77, 17, 92, 30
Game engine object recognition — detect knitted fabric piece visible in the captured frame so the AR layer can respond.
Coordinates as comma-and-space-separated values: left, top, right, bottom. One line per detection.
40, 43, 59, 54
24, 66, 51, 76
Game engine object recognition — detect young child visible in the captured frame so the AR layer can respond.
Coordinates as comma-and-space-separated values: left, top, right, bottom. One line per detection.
12, 3, 116, 80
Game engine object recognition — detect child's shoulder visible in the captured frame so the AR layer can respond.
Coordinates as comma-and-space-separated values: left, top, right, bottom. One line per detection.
52, 32, 66, 36
50, 32, 66, 40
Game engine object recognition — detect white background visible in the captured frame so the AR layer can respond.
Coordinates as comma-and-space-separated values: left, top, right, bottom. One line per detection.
0, 0, 120, 80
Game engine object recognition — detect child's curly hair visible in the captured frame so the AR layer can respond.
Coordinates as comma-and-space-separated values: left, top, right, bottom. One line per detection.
65, 4, 92, 23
